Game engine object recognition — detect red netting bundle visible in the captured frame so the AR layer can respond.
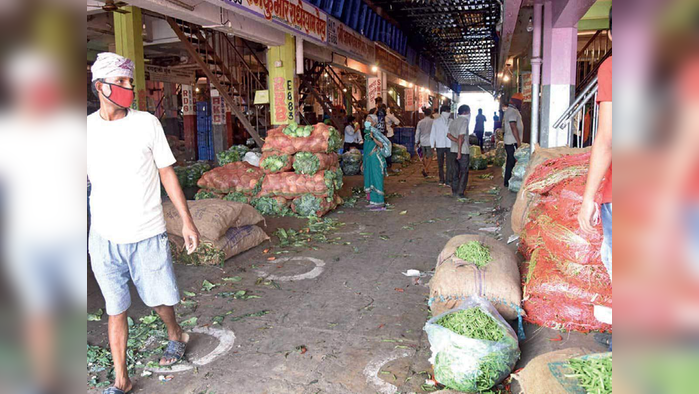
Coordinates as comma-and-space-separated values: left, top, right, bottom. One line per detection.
518, 152, 611, 332
258, 171, 331, 198
262, 123, 342, 155
196, 162, 265, 195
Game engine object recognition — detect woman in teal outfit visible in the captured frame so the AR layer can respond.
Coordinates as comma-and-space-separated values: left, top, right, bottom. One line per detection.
363, 113, 391, 210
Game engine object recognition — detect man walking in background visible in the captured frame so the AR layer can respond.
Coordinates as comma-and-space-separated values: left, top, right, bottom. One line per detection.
503, 93, 524, 188
415, 108, 434, 177
447, 105, 471, 197
87, 53, 201, 394
474, 108, 487, 150
430, 104, 452, 186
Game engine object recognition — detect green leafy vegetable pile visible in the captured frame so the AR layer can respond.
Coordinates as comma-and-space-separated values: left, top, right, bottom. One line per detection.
261, 154, 290, 173
274, 217, 342, 248
291, 194, 322, 217
171, 241, 225, 266
194, 189, 219, 200
87, 313, 170, 388
223, 192, 250, 204
174, 161, 211, 188
322, 168, 344, 200
326, 126, 343, 152
455, 241, 492, 268
252, 197, 290, 216
283, 121, 313, 138
470, 157, 489, 170
293, 152, 321, 175
567, 355, 612, 394
391, 144, 411, 164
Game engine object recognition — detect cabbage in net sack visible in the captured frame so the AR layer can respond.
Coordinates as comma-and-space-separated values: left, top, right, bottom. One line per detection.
252, 196, 290, 216
293, 152, 321, 175
341, 150, 362, 176
194, 189, 220, 200
223, 192, 250, 204
261, 153, 291, 173
425, 296, 520, 392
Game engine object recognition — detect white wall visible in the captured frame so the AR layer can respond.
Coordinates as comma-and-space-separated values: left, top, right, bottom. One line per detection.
458, 92, 500, 133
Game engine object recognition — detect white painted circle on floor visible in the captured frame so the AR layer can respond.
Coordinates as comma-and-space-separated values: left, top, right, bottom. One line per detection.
146, 326, 236, 374
363, 349, 412, 394
335, 223, 367, 236
255, 256, 326, 282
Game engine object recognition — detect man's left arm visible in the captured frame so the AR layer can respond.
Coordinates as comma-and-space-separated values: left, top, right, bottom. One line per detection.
160, 166, 200, 253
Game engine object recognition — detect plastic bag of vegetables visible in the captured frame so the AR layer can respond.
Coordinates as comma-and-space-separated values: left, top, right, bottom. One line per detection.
293, 152, 339, 175
260, 152, 293, 174
251, 196, 291, 216
425, 296, 520, 393
341, 149, 362, 176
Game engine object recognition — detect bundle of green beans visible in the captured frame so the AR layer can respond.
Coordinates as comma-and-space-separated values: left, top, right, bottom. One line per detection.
433, 307, 517, 392
455, 241, 492, 268
567, 355, 612, 394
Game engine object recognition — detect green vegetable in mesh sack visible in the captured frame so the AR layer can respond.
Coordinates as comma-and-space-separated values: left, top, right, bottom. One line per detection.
341, 150, 362, 176
252, 196, 290, 216
293, 152, 321, 175
470, 157, 489, 170
470, 145, 483, 159
217, 149, 241, 166
261, 154, 291, 173
223, 192, 250, 204
229, 144, 250, 157
514, 143, 531, 163
454, 241, 492, 268
322, 169, 343, 199
175, 162, 212, 188
567, 353, 612, 394
195, 190, 219, 200
512, 161, 528, 180
283, 121, 313, 138
391, 144, 411, 164
291, 194, 323, 217
326, 126, 343, 152
425, 297, 520, 393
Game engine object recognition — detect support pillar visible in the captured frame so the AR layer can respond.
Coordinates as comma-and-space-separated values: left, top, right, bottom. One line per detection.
381, 71, 388, 104
530, 1, 543, 152
539, 0, 578, 147
113, 6, 147, 111
267, 34, 297, 125
181, 85, 197, 161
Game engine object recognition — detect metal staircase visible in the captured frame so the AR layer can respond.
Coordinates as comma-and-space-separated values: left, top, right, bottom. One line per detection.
576, 30, 611, 94
167, 17, 268, 146
298, 60, 345, 130
553, 76, 599, 148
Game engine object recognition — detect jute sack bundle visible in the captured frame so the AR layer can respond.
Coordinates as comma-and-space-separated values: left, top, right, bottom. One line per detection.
170, 225, 269, 266
511, 347, 595, 394
429, 235, 522, 320
163, 200, 264, 241
511, 144, 591, 234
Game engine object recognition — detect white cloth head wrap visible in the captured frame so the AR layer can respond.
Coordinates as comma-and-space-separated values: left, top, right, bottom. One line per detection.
91, 52, 134, 82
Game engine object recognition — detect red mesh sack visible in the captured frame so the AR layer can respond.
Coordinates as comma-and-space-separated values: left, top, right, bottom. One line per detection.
196, 162, 265, 195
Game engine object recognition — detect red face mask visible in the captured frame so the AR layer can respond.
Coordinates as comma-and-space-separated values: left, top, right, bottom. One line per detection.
101, 81, 134, 108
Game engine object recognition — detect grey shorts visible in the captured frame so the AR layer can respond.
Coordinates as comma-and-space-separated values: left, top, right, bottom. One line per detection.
89, 230, 180, 316
421, 145, 433, 158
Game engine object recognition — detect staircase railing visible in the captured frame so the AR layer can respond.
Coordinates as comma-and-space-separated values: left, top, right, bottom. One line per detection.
298, 61, 345, 130
167, 17, 267, 146
553, 76, 599, 148
576, 29, 611, 94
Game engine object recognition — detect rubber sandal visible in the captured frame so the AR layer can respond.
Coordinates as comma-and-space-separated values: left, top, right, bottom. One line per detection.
159, 334, 188, 366
103, 387, 130, 394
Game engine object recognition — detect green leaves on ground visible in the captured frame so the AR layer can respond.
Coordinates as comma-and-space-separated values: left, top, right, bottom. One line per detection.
201, 280, 217, 292
230, 310, 270, 321
274, 218, 343, 248
88, 309, 104, 322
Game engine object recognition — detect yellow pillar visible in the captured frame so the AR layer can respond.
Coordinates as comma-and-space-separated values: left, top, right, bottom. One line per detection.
267, 34, 297, 125
113, 6, 147, 111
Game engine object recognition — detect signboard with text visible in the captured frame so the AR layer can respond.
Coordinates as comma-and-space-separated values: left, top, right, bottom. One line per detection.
218, 0, 327, 43
182, 85, 195, 115
327, 17, 375, 64
521, 72, 532, 102
367, 76, 382, 109
145, 65, 194, 85
210, 87, 226, 125
405, 87, 415, 111
269, 35, 296, 125
375, 44, 402, 75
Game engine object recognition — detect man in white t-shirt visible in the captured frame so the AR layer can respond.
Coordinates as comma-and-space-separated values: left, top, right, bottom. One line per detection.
87, 53, 200, 394
503, 93, 524, 187
385, 107, 401, 138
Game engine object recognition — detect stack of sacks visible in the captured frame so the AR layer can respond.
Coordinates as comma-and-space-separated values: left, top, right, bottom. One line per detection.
256, 122, 343, 217
195, 161, 265, 203
517, 151, 611, 333
163, 199, 269, 266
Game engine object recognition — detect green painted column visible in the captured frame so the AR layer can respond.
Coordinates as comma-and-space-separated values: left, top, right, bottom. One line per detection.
113, 6, 147, 111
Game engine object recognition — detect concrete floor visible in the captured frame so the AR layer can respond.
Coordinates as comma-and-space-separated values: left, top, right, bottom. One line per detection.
87, 159, 606, 394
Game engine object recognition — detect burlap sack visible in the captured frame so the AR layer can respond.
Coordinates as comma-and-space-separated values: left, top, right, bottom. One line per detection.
170, 225, 270, 265
511, 347, 594, 394
511, 145, 591, 234
429, 235, 522, 320
163, 200, 264, 241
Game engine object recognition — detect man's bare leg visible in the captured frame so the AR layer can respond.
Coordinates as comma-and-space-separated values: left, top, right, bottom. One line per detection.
108, 312, 132, 392
153, 305, 189, 365
25, 315, 55, 391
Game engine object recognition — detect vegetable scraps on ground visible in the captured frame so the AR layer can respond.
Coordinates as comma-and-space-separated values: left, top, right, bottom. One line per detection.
433, 307, 518, 392
567, 355, 612, 394
454, 241, 492, 268
171, 240, 225, 267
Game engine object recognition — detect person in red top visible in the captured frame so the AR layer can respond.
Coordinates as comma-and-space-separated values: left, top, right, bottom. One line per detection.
578, 23, 612, 279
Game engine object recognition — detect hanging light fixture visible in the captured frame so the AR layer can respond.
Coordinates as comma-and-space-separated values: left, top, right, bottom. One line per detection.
371, 65, 379, 73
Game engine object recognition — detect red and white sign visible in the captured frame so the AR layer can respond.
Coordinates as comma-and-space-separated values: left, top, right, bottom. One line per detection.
522, 72, 533, 102
405, 87, 415, 111
367, 76, 382, 110
182, 85, 195, 115
210, 87, 226, 125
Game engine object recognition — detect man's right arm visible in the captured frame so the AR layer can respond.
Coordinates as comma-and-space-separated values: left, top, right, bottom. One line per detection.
510, 122, 522, 146
578, 102, 612, 233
